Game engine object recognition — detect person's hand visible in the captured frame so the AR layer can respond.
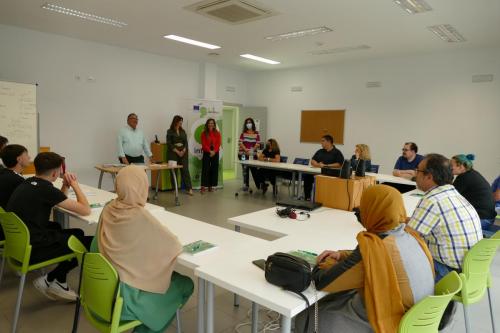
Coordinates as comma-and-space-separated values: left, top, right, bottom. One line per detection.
209, 151, 215, 157
64, 172, 78, 187
254, 143, 260, 150
318, 162, 325, 168
149, 156, 154, 164
394, 170, 401, 177
316, 250, 341, 264
121, 157, 129, 165
245, 148, 250, 154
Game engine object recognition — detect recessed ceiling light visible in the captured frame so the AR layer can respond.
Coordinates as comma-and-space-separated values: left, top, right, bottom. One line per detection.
309, 45, 371, 55
163, 35, 221, 49
265, 26, 333, 41
240, 54, 280, 65
393, 0, 432, 14
427, 24, 466, 42
41, 3, 127, 28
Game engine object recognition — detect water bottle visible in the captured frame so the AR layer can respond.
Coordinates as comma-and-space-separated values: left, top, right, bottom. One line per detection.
241, 153, 246, 161
250, 147, 254, 160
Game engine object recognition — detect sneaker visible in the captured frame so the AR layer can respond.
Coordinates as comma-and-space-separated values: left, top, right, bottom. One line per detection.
33, 275, 56, 300
200, 186, 206, 194
261, 183, 269, 194
438, 301, 457, 331
47, 279, 78, 302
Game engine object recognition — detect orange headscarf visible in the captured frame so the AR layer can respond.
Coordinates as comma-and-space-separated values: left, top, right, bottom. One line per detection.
357, 185, 433, 333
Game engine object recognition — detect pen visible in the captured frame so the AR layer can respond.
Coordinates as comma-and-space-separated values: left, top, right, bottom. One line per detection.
300, 250, 318, 257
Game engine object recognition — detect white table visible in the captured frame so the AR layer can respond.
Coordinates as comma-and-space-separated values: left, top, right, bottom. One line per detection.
196, 211, 364, 333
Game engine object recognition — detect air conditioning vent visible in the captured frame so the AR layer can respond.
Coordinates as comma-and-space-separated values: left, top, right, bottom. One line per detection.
185, 0, 276, 24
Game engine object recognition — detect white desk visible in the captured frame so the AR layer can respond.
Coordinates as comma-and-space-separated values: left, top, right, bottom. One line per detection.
196, 212, 364, 333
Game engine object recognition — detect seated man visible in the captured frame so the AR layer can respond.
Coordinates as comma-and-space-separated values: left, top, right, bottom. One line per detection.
303, 134, 344, 201
393, 142, 424, 180
0, 135, 8, 169
0, 144, 30, 240
407, 153, 482, 282
7, 152, 92, 301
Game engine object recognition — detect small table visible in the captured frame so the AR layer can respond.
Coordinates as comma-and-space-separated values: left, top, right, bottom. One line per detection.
95, 164, 183, 205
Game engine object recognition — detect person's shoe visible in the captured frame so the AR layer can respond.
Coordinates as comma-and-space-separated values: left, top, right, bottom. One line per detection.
33, 275, 56, 301
200, 186, 206, 194
187, 189, 194, 196
47, 279, 78, 302
438, 301, 457, 331
262, 183, 269, 194
208, 187, 213, 192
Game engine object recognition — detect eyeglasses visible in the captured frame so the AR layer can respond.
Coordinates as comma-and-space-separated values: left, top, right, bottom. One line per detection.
402, 148, 411, 152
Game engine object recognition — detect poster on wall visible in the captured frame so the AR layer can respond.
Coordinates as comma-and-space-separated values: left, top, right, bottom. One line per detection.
184, 99, 224, 189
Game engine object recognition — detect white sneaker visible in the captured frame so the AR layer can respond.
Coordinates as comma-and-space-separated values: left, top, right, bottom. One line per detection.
48, 279, 78, 302
33, 275, 56, 300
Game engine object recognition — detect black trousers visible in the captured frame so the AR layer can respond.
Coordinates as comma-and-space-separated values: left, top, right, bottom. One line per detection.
201, 152, 219, 187
258, 169, 277, 186
30, 224, 93, 283
170, 152, 192, 190
303, 174, 314, 200
118, 155, 144, 164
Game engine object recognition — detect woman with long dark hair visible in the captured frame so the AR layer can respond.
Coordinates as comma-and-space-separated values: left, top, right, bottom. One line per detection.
200, 118, 221, 193
166, 115, 193, 195
257, 138, 281, 193
238, 117, 261, 191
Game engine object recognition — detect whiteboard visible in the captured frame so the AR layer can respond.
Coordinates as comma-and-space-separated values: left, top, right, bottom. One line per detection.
0, 80, 38, 156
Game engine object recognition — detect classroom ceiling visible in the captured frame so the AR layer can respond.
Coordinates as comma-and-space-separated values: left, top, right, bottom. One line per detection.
1, 0, 499, 71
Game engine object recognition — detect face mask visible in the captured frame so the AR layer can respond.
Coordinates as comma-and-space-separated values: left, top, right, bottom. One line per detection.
246, 123, 253, 130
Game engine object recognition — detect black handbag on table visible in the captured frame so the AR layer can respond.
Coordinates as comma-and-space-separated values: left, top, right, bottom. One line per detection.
265, 252, 318, 333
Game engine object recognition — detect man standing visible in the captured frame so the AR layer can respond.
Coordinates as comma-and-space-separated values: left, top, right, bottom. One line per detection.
393, 142, 424, 180
407, 154, 482, 282
7, 152, 92, 300
117, 113, 153, 164
303, 134, 344, 200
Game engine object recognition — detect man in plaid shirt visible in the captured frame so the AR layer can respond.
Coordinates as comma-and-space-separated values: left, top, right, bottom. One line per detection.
408, 153, 482, 282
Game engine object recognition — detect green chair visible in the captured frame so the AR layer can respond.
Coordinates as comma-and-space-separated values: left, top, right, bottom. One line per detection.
68, 235, 89, 333
0, 207, 5, 286
399, 270, 462, 333
0, 212, 77, 333
78, 252, 142, 333
453, 234, 500, 333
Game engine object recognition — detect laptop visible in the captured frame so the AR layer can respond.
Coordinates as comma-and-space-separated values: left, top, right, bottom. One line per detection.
276, 197, 322, 211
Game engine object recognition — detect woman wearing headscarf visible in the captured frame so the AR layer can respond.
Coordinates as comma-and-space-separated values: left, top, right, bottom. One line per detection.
92, 165, 194, 333
295, 185, 435, 333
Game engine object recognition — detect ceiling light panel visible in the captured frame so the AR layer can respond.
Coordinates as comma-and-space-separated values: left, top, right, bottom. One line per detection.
265, 26, 333, 41
240, 54, 280, 64
393, 0, 432, 14
427, 24, 466, 42
41, 3, 127, 27
163, 35, 221, 49
310, 45, 371, 55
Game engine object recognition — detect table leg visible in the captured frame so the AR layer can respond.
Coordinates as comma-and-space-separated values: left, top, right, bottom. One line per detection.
206, 281, 214, 333
292, 172, 296, 198
251, 302, 259, 333
197, 278, 205, 333
171, 169, 180, 206
97, 171, 104, 189
233, 225, 240, 307
153, 169, 161, 200
297, 172, 303, 200
281, 316, 292, 333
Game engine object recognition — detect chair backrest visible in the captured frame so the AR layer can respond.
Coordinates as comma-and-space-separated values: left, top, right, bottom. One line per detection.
0, 212, 31, 272
68, 235, 88, 265
459, 237, 500, 304
0, 207, 4, 246
81, 253, 120, 325
293, 158, 309, 165
398, 271, 462, 333
370, 164, 380, 173
0, 207, 5, 213
280, 156, 288, 163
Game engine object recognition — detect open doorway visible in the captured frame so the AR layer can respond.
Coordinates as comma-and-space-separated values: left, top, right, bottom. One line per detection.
222, 106, 239, 180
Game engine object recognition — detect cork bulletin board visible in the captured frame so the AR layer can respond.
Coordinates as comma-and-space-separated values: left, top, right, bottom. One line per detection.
300, 110, 345, 144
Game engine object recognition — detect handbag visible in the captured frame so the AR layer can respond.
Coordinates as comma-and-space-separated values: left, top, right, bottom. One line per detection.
265, 252, 318, 333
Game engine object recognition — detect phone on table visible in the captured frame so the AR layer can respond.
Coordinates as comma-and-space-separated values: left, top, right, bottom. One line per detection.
252, 259, 266, 271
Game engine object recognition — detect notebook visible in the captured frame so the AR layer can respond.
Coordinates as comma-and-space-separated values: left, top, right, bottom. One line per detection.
183, 240, 217, 255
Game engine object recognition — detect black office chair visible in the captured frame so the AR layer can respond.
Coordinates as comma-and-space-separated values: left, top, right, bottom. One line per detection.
370, 164, 380, 173
280, 156, 288, 163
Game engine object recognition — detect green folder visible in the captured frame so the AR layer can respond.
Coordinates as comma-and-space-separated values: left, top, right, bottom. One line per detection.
183, 240, 216, 255
288, 250, 317, 266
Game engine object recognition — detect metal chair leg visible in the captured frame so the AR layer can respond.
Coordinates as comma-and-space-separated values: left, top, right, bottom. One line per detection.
12, 273, 26, 333
463, 303, 472, 333
176, 308, 182, 333
488, 288, 497, 333
0, 253, 5, 287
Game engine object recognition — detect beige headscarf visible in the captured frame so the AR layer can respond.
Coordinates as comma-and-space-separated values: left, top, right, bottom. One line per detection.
98, 165, 182, 294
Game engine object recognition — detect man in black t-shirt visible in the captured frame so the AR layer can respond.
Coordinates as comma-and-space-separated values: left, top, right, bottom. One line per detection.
0, 144, 30, 240
303, 135, 344, 200
0, 135, 8, 169
6, 152, 92, 301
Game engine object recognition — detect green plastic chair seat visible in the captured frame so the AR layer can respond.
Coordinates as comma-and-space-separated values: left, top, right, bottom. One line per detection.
398, 271, 462, 333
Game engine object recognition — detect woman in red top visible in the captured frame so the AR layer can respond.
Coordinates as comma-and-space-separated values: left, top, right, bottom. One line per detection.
201, 118, 222, 193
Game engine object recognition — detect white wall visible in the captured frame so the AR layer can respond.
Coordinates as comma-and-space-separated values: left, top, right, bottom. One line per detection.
0, 24, 247, 186
247, 48, 500, 182
217, 66, 247, 105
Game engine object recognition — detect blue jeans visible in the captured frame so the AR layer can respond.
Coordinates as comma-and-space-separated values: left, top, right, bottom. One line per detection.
434, 260, 459, 283
481, 218, 500, 238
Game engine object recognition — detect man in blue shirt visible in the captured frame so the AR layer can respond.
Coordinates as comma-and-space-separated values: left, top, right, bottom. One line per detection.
117, 113, 153, 164
393, 142, 424, 180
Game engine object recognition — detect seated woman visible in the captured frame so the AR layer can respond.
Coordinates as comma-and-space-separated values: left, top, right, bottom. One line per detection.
93, 165, 194, 333
350, 144, 372, 173
451, 154, 498, 237
296, 185, 434, 333
257, 138, 281, 193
